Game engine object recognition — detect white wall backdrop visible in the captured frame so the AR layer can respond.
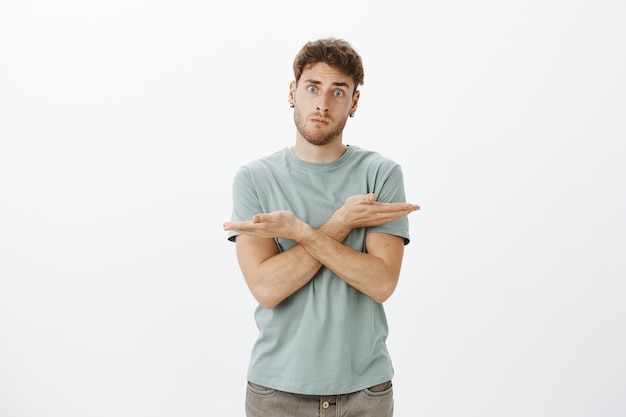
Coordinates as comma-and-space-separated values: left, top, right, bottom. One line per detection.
1, 1, 624, 416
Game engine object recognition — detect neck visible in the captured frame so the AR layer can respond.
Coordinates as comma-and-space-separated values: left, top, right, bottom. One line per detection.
292, 136, 348, 163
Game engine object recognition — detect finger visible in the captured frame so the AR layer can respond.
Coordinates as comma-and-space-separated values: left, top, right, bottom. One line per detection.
395, 203, 419, 211
372, 202, 419, 212
252, 214, 270, 223
224, 220, 256, 230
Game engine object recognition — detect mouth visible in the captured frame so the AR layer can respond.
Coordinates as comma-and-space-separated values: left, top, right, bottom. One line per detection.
310, 117, 329, 126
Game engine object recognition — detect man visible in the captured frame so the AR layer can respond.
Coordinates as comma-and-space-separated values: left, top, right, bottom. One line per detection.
223, 38, 420, 417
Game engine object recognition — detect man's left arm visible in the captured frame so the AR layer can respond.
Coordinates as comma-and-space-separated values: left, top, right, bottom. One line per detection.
298, 228, 405, 303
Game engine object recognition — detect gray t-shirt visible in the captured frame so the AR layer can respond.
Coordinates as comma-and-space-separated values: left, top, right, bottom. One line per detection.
228, 145, 410, 395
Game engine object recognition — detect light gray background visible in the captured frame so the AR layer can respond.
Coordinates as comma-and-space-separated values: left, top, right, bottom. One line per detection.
1, 1, 624, 416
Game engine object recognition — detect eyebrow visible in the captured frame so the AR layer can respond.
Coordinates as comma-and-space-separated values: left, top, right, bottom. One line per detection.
303, 79, 350, 89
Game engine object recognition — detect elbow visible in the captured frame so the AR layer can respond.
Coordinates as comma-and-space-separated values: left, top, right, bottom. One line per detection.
244, 275, 281, 309
372, 291, 393, 304
372, 294, 390, 304
250, 286, 282, 310
257, 298, 280, 310
371, 276, 399, 304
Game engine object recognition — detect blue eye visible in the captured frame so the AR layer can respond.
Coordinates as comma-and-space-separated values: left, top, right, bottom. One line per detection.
333, 90, 344, 97
307, 86, 317, 93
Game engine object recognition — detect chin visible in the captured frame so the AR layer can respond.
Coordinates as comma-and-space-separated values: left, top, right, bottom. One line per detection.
304, 136, 335, 147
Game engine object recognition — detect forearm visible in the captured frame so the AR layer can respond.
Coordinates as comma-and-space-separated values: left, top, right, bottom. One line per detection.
298, 227, 402, 303
242, 216, 352, 309
227, 194, 417, 308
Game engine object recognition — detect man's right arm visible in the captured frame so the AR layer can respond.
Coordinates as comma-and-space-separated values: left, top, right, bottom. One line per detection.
234, 215, 351, 309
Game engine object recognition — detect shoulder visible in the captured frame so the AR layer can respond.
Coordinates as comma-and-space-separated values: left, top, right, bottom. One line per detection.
347, 145, 402, 173
234, 148, 289, 178
239, 148, 290, 172
349, 145, 398, 163
232, 148, 292, 191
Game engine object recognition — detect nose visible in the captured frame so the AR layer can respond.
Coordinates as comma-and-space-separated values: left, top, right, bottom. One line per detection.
316, 96, 329, 112
316, 105, 328, 112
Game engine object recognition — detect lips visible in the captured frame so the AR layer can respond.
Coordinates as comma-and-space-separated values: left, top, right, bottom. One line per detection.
310, 117, 329, 125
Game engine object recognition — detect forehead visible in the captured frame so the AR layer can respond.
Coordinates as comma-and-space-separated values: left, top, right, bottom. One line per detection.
299, 62, 354, 89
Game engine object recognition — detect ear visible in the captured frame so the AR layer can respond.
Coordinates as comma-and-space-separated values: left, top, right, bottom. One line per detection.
288, 81, 296, 105
350, 89, 361, 114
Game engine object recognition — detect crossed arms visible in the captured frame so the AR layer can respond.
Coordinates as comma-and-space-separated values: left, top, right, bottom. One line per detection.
223, 194, 420, 309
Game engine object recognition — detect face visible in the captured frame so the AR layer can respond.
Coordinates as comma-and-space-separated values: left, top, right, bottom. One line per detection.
289, 62, 360, 147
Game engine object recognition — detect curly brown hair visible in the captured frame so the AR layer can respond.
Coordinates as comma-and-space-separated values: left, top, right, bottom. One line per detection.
293, 38, 364, 95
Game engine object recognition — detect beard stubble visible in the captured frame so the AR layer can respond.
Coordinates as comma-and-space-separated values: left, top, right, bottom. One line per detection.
293, 109, 348, 146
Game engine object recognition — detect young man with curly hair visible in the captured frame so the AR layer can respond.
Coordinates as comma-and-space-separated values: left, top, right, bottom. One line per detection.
224, 37, 419, 417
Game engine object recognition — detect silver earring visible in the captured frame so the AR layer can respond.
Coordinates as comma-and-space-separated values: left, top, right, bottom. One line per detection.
289, 103, 294, 108
349, 113, 355, 117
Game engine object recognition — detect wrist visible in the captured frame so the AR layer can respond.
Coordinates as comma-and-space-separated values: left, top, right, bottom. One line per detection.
331, 206, 350, 228
320, 210, 352, 241
295, 220, 316, 244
